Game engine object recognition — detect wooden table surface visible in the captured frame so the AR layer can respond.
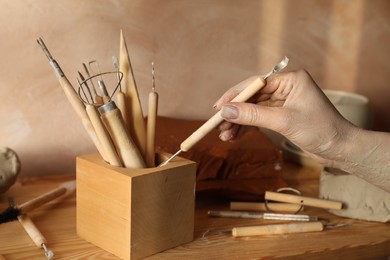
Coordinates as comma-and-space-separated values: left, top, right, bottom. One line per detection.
0, 164, 389, 260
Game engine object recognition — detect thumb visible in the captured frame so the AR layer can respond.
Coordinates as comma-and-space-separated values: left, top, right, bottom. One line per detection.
220, 103, 286, 132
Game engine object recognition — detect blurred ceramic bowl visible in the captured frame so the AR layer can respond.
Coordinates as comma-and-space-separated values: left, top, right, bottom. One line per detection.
323, 90, 372, 130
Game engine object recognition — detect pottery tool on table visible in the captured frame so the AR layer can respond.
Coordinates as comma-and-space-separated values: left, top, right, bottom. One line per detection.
18, 214, 54, 259
208, 210, 318, 221
265, 191, 343, 210
0, 180, 76, 224
119, 30, 147, 158
77, 76, 123, 167
159, 57, 290, 167
37, 38, 108, 162
6, 198, 54, 259
145, 62, 159, 167
230, 202, 303, 213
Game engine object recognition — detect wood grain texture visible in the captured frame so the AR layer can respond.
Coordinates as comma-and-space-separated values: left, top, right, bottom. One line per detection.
76, 153, 196, 259
0, 164, 389, 259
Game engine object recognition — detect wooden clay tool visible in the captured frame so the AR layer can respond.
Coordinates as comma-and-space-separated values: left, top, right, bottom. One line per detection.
37, 38, 108, 162
77, 78, 123, 167
208, 210, 318, 221
159, 57, 290, 167
265, 191, 343, 210
0, 181, 76, 224
99, 101, 146, 168
146, 62, 159, 167
119, 30, 147, 158
232, 222, 324, 237
230, 202, 303, 213
112, 56, 128, 123
18, 214, 54, 259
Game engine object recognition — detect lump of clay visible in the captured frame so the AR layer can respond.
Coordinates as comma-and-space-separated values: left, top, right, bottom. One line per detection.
319, 169, 390, 223
0, 147, 21, 194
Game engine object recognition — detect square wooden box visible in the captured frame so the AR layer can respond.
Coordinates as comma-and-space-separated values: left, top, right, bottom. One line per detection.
76, 152, 196, 260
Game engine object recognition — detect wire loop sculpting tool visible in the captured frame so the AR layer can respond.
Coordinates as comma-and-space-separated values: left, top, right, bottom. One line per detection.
159, 57, 289, 167
77, 76, 123, 167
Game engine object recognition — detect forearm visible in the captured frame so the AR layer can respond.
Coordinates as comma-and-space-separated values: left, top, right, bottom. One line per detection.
333, 127, 390, 192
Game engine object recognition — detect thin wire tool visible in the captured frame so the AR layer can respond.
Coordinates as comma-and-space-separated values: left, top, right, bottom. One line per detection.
159, 57, 289, 167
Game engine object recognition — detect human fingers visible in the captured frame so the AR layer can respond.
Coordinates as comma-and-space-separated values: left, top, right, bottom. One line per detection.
213, 76, 258, 110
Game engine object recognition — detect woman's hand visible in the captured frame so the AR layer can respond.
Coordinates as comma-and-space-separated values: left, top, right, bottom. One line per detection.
215, 70, 357, 166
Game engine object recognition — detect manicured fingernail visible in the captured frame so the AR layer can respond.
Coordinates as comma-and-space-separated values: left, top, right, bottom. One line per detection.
221, 105, 238, 119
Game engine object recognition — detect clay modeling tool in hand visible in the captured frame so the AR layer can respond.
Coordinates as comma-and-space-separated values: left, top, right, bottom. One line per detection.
112, 56, 128, 122
77, 77, 123, 167
119, 30, 147, 158
230, 201, 303, 213
265, 191, 343, 210
37, 38, 108, 162
0, 181, 76, 224
99, 100, 146, 168
18, 214, 54, 259
159, 57, 290, 167
146, 62, 159, 167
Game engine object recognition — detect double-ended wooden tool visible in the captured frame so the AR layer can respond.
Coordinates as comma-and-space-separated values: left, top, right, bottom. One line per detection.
159, 57, 290, 167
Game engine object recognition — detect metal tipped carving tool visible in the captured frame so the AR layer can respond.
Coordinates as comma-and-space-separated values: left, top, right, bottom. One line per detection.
159, 57, 289, 167
146, 62, 159, 167
99, 100, 146, 168
36, 38, 108, 162
18, 214, 54, 259
89, 60, 111, 103
208, 210, 317, 221
77, 77, 123, 167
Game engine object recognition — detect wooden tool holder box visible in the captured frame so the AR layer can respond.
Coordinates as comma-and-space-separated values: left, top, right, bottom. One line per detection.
76, 152, 196, 260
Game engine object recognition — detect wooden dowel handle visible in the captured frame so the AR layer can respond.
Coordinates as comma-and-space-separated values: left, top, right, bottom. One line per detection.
99, 101, 146, 168
232, 222, 324, 237
116, 91, 128, 128
230, 202, 303, 213
146, 91, 158, 167
19, 186, 66, 214
86, 105, 123, 167
18, 215, 46, 248
59, 77, 108, 161
180, 77, 266, 152
265, 191, 343, 210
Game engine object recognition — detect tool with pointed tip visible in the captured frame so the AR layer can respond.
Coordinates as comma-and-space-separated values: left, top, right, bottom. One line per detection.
112, 56, 128, 122
18, 214, 55, 259
159, 57, 289, 167
146, 62, 159, 167
119, 30, 147, 159
36, 38, 108, 162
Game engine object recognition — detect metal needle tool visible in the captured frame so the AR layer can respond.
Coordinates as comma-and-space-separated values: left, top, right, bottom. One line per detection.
158, 57, 289, 167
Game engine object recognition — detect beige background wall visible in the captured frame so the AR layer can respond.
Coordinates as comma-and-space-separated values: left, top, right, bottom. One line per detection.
0, 0, 389, 177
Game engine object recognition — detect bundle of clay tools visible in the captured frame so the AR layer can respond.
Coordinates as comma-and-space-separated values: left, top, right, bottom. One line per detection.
206, 188, 346, 237
38, 31, 289, 169
37, 31, 158, 168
